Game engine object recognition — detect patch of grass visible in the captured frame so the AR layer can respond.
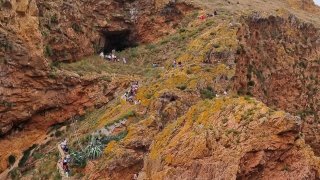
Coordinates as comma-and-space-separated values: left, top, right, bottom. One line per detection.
71, 23, 82, 33
176, 84, 187, 91
101, 130, 128, 144
105, 111, 136, 128
18, 144, 38, 167
45, 45, 53, 57
0, 100, 15, 108
226, 129, 240, 136
222, 118, 228, 124
54, 130, 62, 137
145, 92, 153, 99
50, 14, 58, 23
33, 152, 44, 160
200, 86, 216, 99
186, 69, 193, 74
9, 168, 20, 180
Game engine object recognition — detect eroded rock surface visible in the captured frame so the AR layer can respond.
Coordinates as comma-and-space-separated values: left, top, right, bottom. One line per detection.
140, 98, 320, 179
234, 15, 320, 155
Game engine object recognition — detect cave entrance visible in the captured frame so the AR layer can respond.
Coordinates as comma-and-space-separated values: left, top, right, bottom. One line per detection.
100, 30, 136, 54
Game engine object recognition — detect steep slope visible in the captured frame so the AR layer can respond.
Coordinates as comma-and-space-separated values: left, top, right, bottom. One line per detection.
0, 0, 195, 173
1, 0, 320, 179
234, 15, 320, 155
140, 97, 320, 179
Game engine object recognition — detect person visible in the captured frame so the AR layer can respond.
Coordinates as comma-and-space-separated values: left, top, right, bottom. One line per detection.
60, 139, 67, 151
199, 14, 206, 20
133, 173, 138, 180
173, 60, 177, 68
111, 49, 116, 61
99, 52, 104, 58
124, 91, 129, 99
65, 164, 70, 177
123, 57, 127, 64
66, 154, 71, 163
105, 54, 111, 60
62, 157, 68, 170
178, 62, 182, 68
223, 91, 227, 95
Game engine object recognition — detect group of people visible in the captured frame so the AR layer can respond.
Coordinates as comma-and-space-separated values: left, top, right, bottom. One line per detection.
173, 60, 183, 68
198, 11, 218, 20
60, 139, 71, 177
99, 49, 127, 64
124, 81, 140, 104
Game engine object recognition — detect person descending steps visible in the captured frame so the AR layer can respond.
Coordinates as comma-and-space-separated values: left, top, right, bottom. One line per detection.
57, 139, 71, 178
123, 81, 140, 104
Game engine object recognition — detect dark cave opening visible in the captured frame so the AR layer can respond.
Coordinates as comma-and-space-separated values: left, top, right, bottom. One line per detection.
101, 30, 137, 54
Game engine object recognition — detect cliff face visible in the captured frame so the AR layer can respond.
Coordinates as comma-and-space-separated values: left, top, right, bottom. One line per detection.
140, 98, 320, 179
286, 0, 320, 12
234, 15, 320, 154
0, 0, 120, 136
0, 0, 193, 136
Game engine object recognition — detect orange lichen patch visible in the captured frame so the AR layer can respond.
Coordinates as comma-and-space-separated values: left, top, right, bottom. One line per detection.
104, 141, 122, 157
0, 126, 47, 172
97, 102, 135, 128
142, 95, 320, 179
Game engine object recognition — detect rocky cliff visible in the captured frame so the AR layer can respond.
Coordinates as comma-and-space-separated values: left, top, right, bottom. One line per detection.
1, 0, 320, 179
140, 97, 320, 179
0, 0, 194, 136
234, 15, 320, 155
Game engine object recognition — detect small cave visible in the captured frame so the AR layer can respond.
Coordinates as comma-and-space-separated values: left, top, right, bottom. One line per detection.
99, 29, 137, 54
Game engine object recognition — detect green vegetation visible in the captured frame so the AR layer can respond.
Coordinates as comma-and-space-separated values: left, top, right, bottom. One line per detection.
85, 136, 104, 159
176, 84, 187, 91
9, 168, 20, 180
200, 86, 216, 99
50, 14, 58, 23
71, 23, 82, 33
18, 144, 38, 167
45, 45, 53, 57
0, 100, 15, 108
105, 110, 136, 128
8, 155, 16, 167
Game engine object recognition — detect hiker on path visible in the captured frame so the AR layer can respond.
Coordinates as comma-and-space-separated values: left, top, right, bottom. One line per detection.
99, 52, 104, 58
65, 164, 70, 177
111, 49, 117, 61
66, 154, 71, 163
173, 60, 177, 68
60, 139, 68, 152
62, 157, 68, 171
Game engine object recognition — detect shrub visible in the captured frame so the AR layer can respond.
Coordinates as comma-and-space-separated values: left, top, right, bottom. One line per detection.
50, 14, 58, 23
176, 84, 187, 91
186, 69, 192, 74
200, 86, 215, 99
101, 130, 128, 144
70, 150, 87, 168
105, 111, 135, 128
9, 168, 20, 180
18, 144, 37, 167
145, 92, 153, 99
54, 130, 62, 137
71, 23, 82, 33
85, 137, 103, 160
8, 155, 16, 167
45, 45, 53, 57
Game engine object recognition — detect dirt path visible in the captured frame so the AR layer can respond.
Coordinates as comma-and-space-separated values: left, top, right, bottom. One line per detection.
56, 144, 68, 179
